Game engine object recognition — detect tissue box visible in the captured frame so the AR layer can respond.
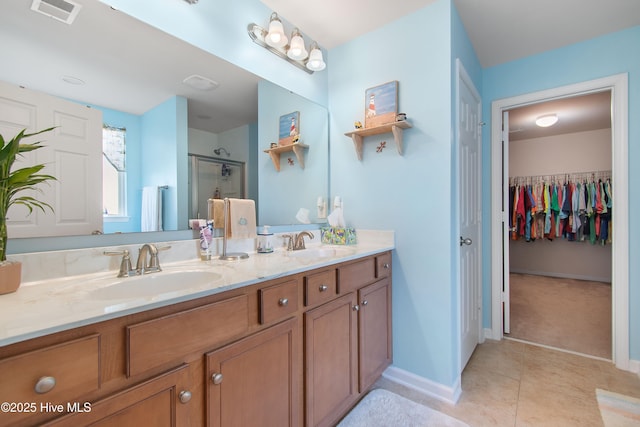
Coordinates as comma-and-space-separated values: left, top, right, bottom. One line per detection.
320, 227, 357, 245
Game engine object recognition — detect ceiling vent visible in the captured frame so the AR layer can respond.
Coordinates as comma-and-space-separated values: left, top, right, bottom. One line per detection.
31, 0, 82, 25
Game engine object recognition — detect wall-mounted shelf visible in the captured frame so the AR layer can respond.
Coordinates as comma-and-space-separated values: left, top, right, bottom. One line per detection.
344, 121, 412, 160
263, 142, 309, 171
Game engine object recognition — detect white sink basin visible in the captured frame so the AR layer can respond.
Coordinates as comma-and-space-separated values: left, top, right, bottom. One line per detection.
91, 270, 222, 300
286, 247, 356, 259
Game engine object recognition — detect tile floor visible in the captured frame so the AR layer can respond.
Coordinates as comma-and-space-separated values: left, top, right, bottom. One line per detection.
375, 339, 640, 426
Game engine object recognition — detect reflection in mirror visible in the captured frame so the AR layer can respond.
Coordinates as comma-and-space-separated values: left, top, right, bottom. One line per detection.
258, 81, 329, 226
0, 0, 328, 253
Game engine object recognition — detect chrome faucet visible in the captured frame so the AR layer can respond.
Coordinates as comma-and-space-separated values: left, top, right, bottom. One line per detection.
136, 243, 161, 274
294, 231, 314, 250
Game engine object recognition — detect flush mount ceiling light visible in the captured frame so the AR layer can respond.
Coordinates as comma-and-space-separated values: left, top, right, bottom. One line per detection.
182, 74, 219, 91
535, 114, 559, 127
248, 13, 326, 74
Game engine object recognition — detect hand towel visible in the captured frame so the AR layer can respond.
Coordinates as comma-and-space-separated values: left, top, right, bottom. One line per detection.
227, 198, 256, 239
208, 198, 225, 229
141, 186, 163, 232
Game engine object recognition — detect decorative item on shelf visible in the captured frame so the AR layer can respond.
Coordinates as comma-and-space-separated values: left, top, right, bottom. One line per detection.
270, 142, 278, 149
376, 141, 387, 153
365, 81, 398, 128
247, 13, 326, 74
0, 127, 57, 294
354, 121, 363, 129
279, 111, 300, 146
396, 113, 407, 121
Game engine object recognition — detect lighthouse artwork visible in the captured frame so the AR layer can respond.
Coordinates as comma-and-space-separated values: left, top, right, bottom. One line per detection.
364, 81, 398, 128
278, 111, 300, 146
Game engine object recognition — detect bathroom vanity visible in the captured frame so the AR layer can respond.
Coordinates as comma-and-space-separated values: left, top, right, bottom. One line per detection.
0, 236, 393, 427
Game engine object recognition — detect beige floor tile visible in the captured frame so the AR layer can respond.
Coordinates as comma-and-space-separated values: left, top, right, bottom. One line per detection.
374, 340, 636, 427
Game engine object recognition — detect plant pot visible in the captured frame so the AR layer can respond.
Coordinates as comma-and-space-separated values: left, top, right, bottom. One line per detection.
0, 260, 22, 295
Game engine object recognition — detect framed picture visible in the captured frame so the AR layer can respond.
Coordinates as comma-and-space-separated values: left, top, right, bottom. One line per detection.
278, 111, 300, 146
364, 81, 398, 128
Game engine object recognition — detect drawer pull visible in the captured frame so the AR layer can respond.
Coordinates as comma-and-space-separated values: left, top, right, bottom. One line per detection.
179, 390, 192, 403
34, 376, 56, 394
362, 300, 368, 306
278, 298, 289, 307
383, 263, 390, 269
353, 305, 360, 312
211, 373, 223, 385
319, 284, 328, 292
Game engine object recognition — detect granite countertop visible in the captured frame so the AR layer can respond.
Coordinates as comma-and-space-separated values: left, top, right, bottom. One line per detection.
0, 231, 394, 347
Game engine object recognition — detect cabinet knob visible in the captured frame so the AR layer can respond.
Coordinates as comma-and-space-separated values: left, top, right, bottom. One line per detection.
319, 284, 328, 292
211, 373, 223, 385
34, 376, 56, 394
179, 390, 192, 403
278, 298, 288, 306
362, 300, 368, 306
383, 263, 390, 269
353, 305, 360, 311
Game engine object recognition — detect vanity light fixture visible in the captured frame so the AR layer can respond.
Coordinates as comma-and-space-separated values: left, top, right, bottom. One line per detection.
248, 13, 326, 74
535, 113, 559, 127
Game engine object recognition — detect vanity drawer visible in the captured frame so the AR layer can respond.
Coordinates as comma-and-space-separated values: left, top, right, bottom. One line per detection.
304, 269, 337, 307
127, 295, 249, 377
338, 257, 376, 294
376, 252, 392, 278
259, 279, 299, 324
0, 334, 100, 424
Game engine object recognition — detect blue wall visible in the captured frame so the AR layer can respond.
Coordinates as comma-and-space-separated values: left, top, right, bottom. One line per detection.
329, 0, 481, 387
482, 25, 640, 360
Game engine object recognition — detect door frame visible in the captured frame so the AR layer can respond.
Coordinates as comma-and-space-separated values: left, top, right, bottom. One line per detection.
489, 73, 629, 370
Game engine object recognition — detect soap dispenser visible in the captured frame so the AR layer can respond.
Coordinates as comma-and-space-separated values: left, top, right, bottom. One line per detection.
257, 225, 274, 253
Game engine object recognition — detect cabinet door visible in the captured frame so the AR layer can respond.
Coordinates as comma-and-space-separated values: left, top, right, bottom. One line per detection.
45, 364, 192, 427
358, 278, 392, 391
206, 317, 300, 427
305, 293, 358, 427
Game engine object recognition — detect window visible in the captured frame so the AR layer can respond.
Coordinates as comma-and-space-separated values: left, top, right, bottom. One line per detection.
102, 125, 127, 218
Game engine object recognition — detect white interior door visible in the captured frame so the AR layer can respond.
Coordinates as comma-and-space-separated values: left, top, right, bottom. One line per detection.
501, 111, 511, 334
0, 81, 103, 237
458, 60, 482, 369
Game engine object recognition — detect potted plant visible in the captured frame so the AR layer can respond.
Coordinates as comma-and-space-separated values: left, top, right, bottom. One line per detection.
0, 127, 56, 294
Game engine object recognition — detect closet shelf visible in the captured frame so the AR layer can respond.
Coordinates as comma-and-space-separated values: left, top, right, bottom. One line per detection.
263, 142, 309, 171
344, 121, 412, 160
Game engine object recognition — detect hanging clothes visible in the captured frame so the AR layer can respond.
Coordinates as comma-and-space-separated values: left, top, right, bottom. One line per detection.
508, 171, 612, 246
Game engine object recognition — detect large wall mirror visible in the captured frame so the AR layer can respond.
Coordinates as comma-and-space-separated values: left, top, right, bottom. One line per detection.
0, 0, 328, 252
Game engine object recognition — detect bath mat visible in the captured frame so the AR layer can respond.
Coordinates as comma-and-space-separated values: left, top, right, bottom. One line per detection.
596, 388, 640, 427
337, 389, 469, 427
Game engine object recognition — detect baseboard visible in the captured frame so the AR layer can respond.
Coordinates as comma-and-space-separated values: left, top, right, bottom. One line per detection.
382, 365, 461, 404
510, 269, 611, 284
629, 359, 640, 375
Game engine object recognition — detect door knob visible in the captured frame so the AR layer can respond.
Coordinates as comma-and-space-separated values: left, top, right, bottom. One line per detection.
460, 236, 472, 246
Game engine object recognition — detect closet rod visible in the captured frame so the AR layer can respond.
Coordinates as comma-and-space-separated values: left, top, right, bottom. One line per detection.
509, 170, 611, 186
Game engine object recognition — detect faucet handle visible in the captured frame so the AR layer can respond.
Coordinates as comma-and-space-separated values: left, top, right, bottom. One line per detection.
282, 234, 295, 251
104, 249, 137, 277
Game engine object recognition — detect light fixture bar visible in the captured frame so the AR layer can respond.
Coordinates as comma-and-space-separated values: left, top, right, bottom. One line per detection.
247, 23, 314, 74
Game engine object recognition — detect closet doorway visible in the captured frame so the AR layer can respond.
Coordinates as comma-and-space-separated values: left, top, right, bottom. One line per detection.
505, 91, 612, 359
489, 74, 630, 370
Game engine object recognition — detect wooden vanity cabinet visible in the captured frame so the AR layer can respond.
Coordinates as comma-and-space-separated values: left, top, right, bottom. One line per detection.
305, 252, 393, 427
44, 364, 192, 427
205, 317, 300, 427
0, 251, 391, 427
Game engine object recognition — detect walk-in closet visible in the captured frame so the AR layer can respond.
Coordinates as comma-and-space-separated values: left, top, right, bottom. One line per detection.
505, 91, 613, 359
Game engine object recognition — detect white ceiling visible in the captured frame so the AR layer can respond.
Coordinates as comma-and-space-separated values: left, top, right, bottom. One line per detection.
2, 0, 638, 136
